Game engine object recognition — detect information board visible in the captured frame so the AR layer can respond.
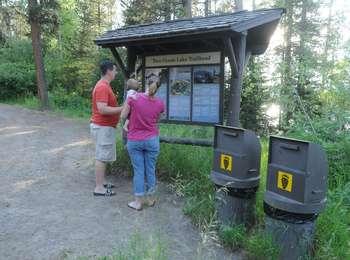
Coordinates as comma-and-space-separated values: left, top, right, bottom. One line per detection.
192, 66, 220, 123
144, 52, 222, 124
169, 67, 191, 121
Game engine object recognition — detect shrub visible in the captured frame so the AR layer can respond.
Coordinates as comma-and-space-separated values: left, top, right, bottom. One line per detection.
0, 62, 36, 100
0, 39, 37, 100
49, 87, 91, 117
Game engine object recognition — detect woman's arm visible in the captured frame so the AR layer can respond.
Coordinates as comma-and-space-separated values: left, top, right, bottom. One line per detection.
121, 102, 130, 121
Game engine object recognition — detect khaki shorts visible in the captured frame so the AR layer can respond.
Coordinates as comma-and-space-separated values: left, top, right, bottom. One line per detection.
90, 123, 116, 162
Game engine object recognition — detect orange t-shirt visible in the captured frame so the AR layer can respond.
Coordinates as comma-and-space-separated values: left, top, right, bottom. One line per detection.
91, 79, 120, 127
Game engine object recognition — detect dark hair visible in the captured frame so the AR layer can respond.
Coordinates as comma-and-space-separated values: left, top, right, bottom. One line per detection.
100, 60, 115, 76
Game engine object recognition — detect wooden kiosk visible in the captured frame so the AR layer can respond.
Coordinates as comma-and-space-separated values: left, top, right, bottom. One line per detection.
95, 8, 284, 131
95, 8, 284, 227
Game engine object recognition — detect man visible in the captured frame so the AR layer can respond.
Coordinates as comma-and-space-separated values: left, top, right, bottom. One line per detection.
90, 60, 123, 196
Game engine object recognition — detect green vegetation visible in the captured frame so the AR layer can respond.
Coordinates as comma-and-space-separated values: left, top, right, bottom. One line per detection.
1, 0, 349, 259
63, 233, 167, 260
219, 225, 246, 249
3, 49, 349, 260
9, 91, 348, 259
245, 230, 280, 260
101, 233, 167, 260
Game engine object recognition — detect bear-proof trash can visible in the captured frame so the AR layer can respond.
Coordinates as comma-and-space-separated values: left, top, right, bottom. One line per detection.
264, 136, 328, 260
211, 125, 261, 227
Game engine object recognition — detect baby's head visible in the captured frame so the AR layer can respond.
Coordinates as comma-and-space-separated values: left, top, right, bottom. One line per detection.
127, 78, 139, 91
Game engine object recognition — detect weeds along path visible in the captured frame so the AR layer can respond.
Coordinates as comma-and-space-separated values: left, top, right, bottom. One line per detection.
0, 104, 240, 260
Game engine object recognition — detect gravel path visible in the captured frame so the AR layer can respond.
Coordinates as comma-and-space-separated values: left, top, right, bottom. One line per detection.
0, 104, 241, 260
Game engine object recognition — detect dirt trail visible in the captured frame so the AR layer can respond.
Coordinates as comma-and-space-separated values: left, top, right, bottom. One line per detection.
0, 104, 241, 260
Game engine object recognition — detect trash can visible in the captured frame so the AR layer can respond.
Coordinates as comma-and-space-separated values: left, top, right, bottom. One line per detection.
211, 125, 261, 226
264, 136, 328, 259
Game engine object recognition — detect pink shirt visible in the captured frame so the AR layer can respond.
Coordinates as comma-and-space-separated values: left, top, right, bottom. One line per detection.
127, 93, 165, 141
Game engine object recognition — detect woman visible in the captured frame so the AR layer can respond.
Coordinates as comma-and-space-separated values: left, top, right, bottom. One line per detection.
121, 82, 165, 210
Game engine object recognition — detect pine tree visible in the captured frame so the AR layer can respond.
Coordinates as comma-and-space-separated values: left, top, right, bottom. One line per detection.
123, 0, 185, 25
27, 0, 59, 110
274, 0, 324, 129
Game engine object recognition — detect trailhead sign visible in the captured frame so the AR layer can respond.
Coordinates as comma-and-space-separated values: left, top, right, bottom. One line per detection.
144, 52, 223, 124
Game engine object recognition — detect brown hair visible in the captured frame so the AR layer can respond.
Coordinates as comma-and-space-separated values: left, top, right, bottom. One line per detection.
148, 81, 160, 97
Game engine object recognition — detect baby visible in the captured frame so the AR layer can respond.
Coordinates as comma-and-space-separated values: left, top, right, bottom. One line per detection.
123, 79, 139, 138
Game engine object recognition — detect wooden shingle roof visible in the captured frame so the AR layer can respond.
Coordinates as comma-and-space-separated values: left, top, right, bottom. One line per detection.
95, 8, 285, 46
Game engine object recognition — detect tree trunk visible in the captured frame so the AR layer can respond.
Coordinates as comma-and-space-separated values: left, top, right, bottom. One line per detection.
234, 0, 243, 11
164, 1, 171, 21
184, 0, 192, 18
296, 0, 307, 96
205, 0, 211, 16
28, 0, 49, 110
322, 0, 334, 87
97, 1, 101, 31
252, 0, 256, 10
280, 0, 294, 129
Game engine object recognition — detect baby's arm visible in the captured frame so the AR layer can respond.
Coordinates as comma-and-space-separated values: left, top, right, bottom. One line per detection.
123, 119, 129, 132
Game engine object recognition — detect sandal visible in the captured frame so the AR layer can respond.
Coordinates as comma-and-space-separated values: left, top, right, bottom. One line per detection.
127, 201, 143, 211
146, 198, 156, 207
93, 188, 116, 197
103, 183, 115, 189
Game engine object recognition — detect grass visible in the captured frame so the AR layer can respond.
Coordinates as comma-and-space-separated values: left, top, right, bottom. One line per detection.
2, 91, 91, 120
63, 233, 167, 260
219, 225, 246, 249
5, 94, 350, 260
314, 185, 350, 259
245, 230, 280, 260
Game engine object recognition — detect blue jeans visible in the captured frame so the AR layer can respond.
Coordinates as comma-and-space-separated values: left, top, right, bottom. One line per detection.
127, 136, 160, 197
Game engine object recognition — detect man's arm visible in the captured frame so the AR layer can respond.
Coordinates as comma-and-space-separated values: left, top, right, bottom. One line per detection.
97, 102, 123, 115
120, 103, 130, 121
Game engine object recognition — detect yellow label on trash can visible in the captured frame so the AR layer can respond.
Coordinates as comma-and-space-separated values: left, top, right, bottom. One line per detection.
277, 171, 293, 192
220, 154, 232, 172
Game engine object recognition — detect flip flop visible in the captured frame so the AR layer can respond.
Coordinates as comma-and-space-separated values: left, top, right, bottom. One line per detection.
103, 183, 115, 189
93, 189, 115, 197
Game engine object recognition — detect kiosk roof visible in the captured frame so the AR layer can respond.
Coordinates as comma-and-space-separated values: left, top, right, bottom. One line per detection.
95, 8, 285, 47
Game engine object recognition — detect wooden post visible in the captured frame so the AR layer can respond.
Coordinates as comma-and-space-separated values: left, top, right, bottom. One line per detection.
125, 47, 137, 98
227, 32, 246, 127
264, 203, 317, 259
215, 32, 258, 228
127, 47, 137, 77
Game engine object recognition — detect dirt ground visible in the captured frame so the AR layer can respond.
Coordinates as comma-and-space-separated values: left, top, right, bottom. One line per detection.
0, 104, 241, 260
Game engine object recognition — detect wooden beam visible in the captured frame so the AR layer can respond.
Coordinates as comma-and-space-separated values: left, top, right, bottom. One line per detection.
244, 51, 252, 70
109, 47, 128, 78
224, 36, 239, 78
160, 136, 213, 147
136, 64, 142, 74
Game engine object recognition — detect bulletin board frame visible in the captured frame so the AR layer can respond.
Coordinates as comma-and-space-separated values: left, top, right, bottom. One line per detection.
142, 51, 225, 126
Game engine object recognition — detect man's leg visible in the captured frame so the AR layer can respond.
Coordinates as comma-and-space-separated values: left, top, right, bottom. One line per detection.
95, 159, 106, 193
93, 126, 116, 195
